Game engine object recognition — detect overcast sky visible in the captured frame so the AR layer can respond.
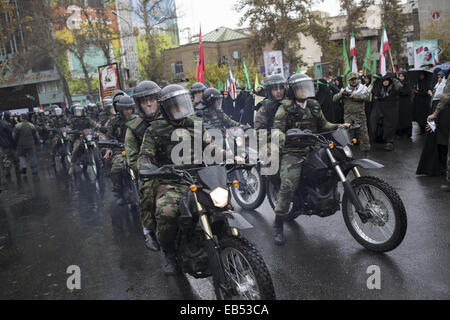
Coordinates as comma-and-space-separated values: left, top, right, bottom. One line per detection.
176, 0, 342, 45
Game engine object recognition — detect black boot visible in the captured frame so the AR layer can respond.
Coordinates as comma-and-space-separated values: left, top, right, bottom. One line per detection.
161, 244, 179, 276
144, 230, 160, 252
273, 214, 285, 246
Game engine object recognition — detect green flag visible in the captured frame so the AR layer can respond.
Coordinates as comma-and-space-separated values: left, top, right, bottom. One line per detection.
217, 77, 223, 91
242, 58, 251, 90
371, 51, 377, 75
225, 75, 229, 91
297, 64, 301, 74
362, 40, 371, 73
337, 68, 341, 76
254, 72, 260, 90
236, 77, 240, 89
342, 38, 350, 87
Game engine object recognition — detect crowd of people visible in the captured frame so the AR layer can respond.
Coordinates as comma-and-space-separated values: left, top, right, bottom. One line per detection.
1, 66, 449, 274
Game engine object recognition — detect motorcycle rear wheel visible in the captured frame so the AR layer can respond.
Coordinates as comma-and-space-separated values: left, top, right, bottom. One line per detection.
231, 167, 266, 210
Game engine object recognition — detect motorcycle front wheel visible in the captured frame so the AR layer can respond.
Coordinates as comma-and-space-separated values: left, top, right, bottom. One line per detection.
219, 236, 275, 300
342, 176, 407, 252
230, 167, 266, 210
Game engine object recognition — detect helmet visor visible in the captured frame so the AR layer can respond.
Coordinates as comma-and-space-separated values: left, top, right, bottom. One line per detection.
269, 84, 285, 100
74, 107, 83, 117
292, 80, 315, 99
212, 97, 223, 109
162, 93, 194, 121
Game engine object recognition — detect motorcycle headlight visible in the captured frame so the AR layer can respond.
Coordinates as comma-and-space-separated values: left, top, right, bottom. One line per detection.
86, 135, 93, 142
343, 146, 353, 158
210, 187, 229, 208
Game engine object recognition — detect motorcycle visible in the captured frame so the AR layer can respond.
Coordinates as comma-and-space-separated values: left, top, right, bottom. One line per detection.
266, 126, 407, 253
49, 127, 72, 169
68, 129, 103, 182
221, 126, 266, 210
139, 164, 276, 300
98, 140, 139, 210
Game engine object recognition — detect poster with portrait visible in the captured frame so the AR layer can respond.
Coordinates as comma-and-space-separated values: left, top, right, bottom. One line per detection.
264, 51, 283, 77
413, 40, 439, 69
98, 63, 121, 100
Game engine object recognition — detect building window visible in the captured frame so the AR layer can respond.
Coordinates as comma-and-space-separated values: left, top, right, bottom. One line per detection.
232, 51, 240, 59
431, 11, 441, 21
193, 51, 198, 62
171, 61, 184, 76
37, 81, 61, 94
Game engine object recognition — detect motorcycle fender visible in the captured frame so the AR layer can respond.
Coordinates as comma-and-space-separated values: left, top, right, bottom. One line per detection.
350, 159, 384, 169
226, 212, 253, 230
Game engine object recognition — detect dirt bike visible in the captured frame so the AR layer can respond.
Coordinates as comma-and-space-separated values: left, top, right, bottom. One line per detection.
68, 129, 103, 182
139, 163, 276, 300
49, 127, 72, 169
98, 140, 139, 210
266, 125, 407, 252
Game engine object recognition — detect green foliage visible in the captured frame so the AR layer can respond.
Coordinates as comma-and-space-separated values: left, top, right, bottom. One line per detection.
381, 0, 408, 64
185, 62, 262, 90
422, 20, 450, 63
305, 65, 314, 78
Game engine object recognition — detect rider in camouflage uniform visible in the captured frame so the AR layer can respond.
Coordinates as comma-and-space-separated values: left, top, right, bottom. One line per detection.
333, 72, 371, 155
190, 82, 207, 110
138, 84, 210, 275
273, 74, 350, 245
125, 80, 162, 251
254, 74, 287, 130
104, 91, 136, 205
48, 107, 71, 164
195, 88, 240, 128
428, 79, 450, 191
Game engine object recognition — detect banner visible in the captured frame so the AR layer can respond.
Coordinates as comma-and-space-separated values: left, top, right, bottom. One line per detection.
413, 40, 439, 69
264, 51, 283, 77
98, 63, 121, 100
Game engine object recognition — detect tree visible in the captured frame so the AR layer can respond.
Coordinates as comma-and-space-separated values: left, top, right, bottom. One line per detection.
235, 0, 319, 69
129, 0, 178, 82
422, 20, 450, 63
381, 0, 408, 64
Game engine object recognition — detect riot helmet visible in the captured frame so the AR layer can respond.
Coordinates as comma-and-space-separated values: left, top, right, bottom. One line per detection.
54, 107, 63, 116
73, 106, 85, 117
112, 90, 126, 113
190, 82, 206, 104
132, 81, 161, 119
264, 74, 287, 101
102, 97, 115, 115
203, 88, 223, 110
115, 95, 135, 120
159, 84, 194, 122
288, 73, 315, 100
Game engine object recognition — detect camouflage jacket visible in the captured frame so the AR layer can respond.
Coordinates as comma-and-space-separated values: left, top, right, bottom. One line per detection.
437, 81, 450, 111
98, 110, 111, 127
254, 99, 282, 130
106, 114, 134, 143
138, 116, 209, 185
48, 116, 70, 129
274, 99, 339, 155
333, 84, 370, 115
195, 104, 239, 129
70, 116, 98, 131
125, 115, 152, 172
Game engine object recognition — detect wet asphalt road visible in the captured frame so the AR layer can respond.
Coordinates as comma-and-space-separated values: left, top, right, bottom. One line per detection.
0, 125, 449, 300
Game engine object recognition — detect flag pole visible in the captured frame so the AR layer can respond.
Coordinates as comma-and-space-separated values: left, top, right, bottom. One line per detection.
388, 49, 396, 74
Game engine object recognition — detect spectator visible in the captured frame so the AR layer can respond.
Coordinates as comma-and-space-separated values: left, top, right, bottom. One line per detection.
12, 114, 40, 176
412, 71, 433, 134
0, 113, 20, 179
397, 71, 414, 138
221, 91, 234, 118
432, 71, 447, 110
316, 78, 335, 122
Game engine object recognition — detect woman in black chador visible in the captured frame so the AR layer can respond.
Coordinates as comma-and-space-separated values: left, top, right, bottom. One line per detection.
316, 78, 335, 122
412, 71, 432, 134
396, 71, 413, 137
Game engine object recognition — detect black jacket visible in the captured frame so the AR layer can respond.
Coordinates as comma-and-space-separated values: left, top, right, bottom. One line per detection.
0, 119, 16, 148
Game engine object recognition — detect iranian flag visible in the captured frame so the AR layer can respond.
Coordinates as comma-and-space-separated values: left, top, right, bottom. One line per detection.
350, 32, 358, 73
229, 68, 237, 100
378, 25, 391, 76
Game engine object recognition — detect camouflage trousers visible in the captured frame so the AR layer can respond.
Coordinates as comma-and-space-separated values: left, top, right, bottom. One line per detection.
274, 153, 306, 213
1, 146, 20, 174
71, 139, 83, 164
153, 183, 188, 247
138, 179, 159, 231
344, 112, 371, 152
110, 153, 125, 190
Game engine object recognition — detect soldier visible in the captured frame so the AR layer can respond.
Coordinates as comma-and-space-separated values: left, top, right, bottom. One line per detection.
103, 91, 136, 205
273, 73, 350, 245
333, 72, 371, 155
48, 107, 70, 165
195, 88, 240, 128
13, 113, 40, 175
0, 112, 20, 179
68, 104, 99, 175
99, 97, 115, 128
87, 102, 99, 122
126, 80, 162, 251
254, 74, 287, 130
138, 84, 210, 275
428, 79, 450, 191
190, 82, 206, 109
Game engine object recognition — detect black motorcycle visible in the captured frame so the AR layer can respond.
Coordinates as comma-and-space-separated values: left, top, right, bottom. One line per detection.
140, 164, 275, 300
221, 126, 266, 210
266, 126, 407, 253
69, 129, 103, 182
98, 140, 139, 210
49, 127, 72, 169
